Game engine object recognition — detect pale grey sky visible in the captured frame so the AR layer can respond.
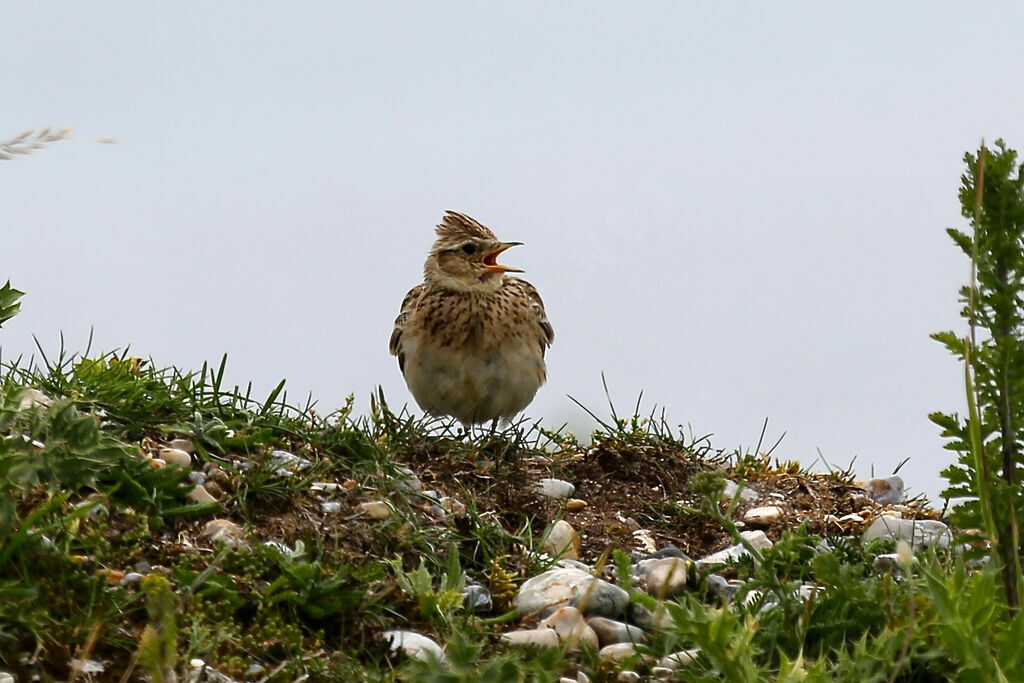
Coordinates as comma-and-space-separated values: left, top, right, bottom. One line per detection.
5, 3, 1024, 500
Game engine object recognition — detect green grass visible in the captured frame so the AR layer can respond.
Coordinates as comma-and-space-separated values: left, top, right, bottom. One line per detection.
0, 345, 1021, 681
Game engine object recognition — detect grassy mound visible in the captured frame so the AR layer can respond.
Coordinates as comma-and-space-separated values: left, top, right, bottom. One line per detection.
0, 348, 1018, 681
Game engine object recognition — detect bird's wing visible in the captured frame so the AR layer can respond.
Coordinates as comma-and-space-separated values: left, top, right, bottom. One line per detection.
510, 278, 554, 351
389, 283, 426, 372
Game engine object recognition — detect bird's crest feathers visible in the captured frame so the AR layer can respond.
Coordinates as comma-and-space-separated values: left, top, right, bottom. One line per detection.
435, 211, 498, 243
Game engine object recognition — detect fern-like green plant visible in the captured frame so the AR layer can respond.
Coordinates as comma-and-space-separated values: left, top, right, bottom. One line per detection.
931, 139, 1024, 608
0, 282, 23, 329
921, 559, 1024, 680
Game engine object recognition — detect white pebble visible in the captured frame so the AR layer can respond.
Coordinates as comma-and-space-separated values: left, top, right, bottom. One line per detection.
270, 450, 311, 474
598, 642, 636, 662
187, 485, 218, 504
502, 629, 561, 648
539, 606, 599, 650
168, 438, 195, 453
659, 649, 700, 669
119, 572, 145, 587
18, 388, 53, 410
382, 630, 447, 663
69, 659, 104, 674
639, 557, 690, 598
357, 501, 392, 519
537, 478, 576, 500
721, 479, 759, 502
863, 516, 951, 549
542, 520, 580, 561
203, 519, 244, 546
440, 496, 467, 517
743, 506, 783, 527
159, 448, 192, 467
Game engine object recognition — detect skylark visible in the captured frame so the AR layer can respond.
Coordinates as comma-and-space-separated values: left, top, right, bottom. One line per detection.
389, 211, 554, 428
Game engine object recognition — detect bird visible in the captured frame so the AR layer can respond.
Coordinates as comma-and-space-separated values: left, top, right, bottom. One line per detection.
389, 211, 554, 429
862, 476, 905, 505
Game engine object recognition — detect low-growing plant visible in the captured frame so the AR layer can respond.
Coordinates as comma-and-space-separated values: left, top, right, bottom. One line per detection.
388, 548, 466, 628
138, 575, 179, 683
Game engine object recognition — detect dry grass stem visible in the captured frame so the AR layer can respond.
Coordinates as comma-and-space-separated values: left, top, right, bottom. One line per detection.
0, 127, 73, 161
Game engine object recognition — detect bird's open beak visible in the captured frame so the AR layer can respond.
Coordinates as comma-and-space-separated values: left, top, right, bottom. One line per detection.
482, 242, 524, 273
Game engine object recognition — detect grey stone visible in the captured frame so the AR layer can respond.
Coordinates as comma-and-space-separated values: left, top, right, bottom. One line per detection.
645, 545, 688, 560
697, 530, 773, 567
625, 602, 654, 630
586, 616, 646, 646
659, 649, 700, 669
558, 559, 592, 572
462, 584, 493, 613
569, 577, 630, 619
516, 567, 590, 616
270, 449, 312, 475
638, 557, 690, 598
392, 466, 423, 493
625, 602, 674, 632
515, 567, 629, 619
706, 574, 741, 600
243, 662, 266, 678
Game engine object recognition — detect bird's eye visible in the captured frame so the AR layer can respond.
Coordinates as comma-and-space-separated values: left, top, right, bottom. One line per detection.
461, 243, 477, 255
